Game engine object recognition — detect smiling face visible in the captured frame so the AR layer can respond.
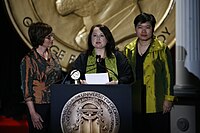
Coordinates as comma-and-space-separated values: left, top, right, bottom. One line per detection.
91, 27, 107, 50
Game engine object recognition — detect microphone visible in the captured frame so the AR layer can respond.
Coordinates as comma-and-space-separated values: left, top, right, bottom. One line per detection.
96, 55, 102, 63
61, 69, 81, 84
86, 55, 119, 81
85, 55, 101, 73
70, 69, 81, 84
96, 55, 119, 80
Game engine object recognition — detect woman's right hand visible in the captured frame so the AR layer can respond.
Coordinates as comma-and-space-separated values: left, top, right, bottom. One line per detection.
106, 80, 118, 85
80, 79, 87, 84
31, 112, 44, 130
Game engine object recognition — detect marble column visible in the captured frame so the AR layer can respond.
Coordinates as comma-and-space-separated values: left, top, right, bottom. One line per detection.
171, 1, 200, 133
175, 0, 200, 96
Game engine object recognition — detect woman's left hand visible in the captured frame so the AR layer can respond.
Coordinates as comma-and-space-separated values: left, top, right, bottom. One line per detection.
163, 100, 173, 114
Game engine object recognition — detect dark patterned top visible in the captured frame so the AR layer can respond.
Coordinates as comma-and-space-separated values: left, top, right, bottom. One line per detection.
20, 48, 63, 104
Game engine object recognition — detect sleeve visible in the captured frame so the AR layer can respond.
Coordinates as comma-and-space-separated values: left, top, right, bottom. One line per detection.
20, 56, 34, 102
164, 46, 175, 101
115, 51, 134, 84
71, 53, 87, 80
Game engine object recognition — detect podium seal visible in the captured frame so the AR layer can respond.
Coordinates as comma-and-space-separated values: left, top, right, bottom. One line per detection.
60, 91, 120, 133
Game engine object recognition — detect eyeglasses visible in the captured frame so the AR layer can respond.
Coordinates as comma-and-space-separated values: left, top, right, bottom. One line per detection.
45, 33, 54, 40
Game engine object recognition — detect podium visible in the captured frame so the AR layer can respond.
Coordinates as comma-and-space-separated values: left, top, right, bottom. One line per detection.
50, 84, 134, 133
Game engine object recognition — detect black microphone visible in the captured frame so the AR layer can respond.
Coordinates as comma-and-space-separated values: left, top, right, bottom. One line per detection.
96, 55, 119, 80
85, 55, 101, 73
96, 55, 102, 63
86, 55, 119, 81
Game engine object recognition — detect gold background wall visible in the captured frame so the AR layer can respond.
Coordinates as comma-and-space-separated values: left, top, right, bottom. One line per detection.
4, 0, 175, 71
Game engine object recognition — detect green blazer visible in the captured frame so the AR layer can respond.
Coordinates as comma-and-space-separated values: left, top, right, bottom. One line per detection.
124, 36, 175, 113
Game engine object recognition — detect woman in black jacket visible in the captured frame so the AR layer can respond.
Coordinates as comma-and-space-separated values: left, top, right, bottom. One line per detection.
71, 24, 134, 84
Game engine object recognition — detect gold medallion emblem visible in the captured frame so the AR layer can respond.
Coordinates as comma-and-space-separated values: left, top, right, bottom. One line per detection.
4, 0, 175, 71
60, 91, 120, 133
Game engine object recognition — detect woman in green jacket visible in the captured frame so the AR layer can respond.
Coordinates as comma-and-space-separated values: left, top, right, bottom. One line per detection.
124, 12, 175, 133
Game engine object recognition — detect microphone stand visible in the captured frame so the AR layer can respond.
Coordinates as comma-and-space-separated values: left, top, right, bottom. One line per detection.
61, 72, 69, 84
74, 79, 79, 85
96, 55, 119, 80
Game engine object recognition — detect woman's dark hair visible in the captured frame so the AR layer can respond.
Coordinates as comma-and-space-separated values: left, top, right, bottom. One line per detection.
134, 12, 156, 30
86, 24, 116, 58
28, 22, 52, 48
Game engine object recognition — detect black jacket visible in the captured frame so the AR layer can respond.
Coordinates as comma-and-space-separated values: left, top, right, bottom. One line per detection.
71, 50, 134, 84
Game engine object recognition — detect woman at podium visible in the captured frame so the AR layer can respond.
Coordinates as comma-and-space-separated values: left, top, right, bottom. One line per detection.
70, 24, 134, 85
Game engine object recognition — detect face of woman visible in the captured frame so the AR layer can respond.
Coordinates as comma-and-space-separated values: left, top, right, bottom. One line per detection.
135, 22, 153, 41
91, 27, 107, 49
43, 33, 54, 48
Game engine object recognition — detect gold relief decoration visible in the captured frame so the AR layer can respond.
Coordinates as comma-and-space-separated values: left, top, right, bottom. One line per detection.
4, 0, 175, 71
60, 91, 120, 133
